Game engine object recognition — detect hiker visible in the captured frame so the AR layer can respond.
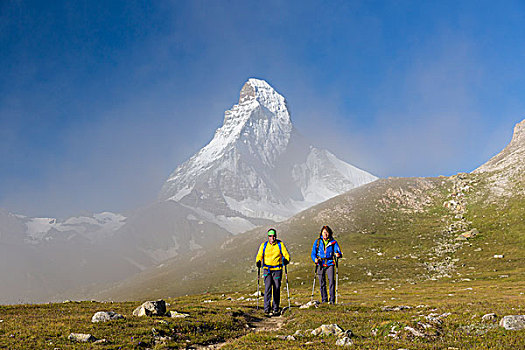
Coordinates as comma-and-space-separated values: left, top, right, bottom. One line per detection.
311, 225, 342, 304
255, 228, 291, 316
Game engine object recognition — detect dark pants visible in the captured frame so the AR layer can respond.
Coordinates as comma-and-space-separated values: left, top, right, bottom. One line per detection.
263, 268, 282, 312
318, 265, 335, 303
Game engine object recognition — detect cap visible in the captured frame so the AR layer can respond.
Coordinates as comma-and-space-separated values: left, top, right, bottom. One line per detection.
267, 228, 277, 236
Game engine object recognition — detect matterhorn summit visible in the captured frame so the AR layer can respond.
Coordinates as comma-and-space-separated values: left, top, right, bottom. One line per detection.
159, 78, 377, 232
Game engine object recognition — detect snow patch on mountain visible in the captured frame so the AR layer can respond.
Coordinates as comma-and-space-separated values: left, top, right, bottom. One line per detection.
23, 212, 126, 244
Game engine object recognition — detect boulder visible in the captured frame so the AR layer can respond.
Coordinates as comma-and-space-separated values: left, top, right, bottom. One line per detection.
499, 315, 525, 330
133, 300, 167, 317
68, 333, 96, 342
311, 324, 344, 337
335, 336, 353, 346
91, 311, 124, 323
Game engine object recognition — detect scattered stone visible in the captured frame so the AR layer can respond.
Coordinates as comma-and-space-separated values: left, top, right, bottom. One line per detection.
91, 311, 124, 323
455, 229, 479, 240
167, 311, 189, 318
293, 330, 304, 337
335, 336, 353, 346
493, 254, 504, 259
499, 315, 525, 330
133, 300, 167, 317
252, 291, 263, 296
275, 335, 296, 341
93, 339, 108, 344
299, 300, 320, 309
68, 333, 96, 343
381, 305, 412, 312
404, 326, 426, 337
311, 324, 345, 337
482, 313, 498, 323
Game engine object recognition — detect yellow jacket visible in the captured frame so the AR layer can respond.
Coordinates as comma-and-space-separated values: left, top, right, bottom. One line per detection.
255, 239, 290, 270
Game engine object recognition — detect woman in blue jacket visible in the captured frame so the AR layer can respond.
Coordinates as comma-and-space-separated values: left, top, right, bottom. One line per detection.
311, 225, 342, 304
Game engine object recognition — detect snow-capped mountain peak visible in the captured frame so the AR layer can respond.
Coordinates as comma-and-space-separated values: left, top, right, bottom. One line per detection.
159, 78, 377, 231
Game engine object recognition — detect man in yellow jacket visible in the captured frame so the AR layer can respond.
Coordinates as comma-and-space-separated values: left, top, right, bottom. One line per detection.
255, 228, 291, 316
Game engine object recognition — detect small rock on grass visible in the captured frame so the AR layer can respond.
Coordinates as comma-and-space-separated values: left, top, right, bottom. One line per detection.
91, 311, 124, 323
167, 310, 190, 318
275, 335, 296, 341
481, 313, 497, 323
311, 324, 345, 337
335, 336, 353, 346
133, 300, 166, 317
68, 333, 96, 342
300, 300, 320, 309
500, 315, 525, 330
381, 305, 412, 312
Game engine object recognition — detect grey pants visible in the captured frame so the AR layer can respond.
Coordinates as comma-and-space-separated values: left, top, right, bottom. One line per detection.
264, 268, 282, 312
318, 265, 335, 303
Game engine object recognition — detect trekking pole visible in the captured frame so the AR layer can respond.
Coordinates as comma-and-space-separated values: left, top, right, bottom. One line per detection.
310, 263, 317, 302
256, 266, 260, 310
281, 264, 291, 315
335, 257, 339, 304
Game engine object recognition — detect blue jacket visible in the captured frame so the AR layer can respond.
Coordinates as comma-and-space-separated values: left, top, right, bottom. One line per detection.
311, 238, 342, 266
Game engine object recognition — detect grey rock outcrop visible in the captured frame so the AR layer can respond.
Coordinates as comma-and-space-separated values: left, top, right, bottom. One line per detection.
133, 300, 167, 317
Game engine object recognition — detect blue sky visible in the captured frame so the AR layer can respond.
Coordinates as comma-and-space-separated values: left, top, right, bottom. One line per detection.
1, 1, 524, 218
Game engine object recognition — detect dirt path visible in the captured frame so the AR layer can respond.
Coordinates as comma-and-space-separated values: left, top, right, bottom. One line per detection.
195, 313, 286, 350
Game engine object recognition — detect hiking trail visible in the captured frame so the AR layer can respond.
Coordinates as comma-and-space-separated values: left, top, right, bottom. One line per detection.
195, 312, 286, 349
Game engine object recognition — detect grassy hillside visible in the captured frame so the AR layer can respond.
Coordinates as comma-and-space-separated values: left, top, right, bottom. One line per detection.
96, 172, 524, 301
1, 175, 523, 349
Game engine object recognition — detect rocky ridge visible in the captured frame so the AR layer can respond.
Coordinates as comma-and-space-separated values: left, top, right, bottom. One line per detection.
474, 119, 525, 197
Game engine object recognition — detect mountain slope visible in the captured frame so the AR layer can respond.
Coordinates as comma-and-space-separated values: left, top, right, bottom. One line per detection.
98, 119, 525, 302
